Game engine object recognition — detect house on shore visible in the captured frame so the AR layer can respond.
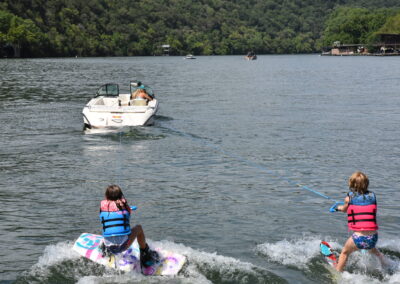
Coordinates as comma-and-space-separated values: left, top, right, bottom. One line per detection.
161, 44, 170, 56
375, 33, 400, 55
321, 34, 400, 56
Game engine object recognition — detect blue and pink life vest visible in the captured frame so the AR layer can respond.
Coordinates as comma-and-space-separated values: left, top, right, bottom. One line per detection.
347, 191, 378, 231
99, 199, 131, 237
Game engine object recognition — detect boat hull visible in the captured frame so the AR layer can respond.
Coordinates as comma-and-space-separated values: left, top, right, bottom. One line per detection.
82, 98, 158, 129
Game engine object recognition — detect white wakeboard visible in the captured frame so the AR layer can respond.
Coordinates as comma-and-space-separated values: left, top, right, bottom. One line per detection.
73, 233, 186, 276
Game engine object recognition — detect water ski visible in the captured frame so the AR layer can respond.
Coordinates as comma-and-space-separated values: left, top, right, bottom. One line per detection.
73, 233, 186, 276
320, 241, 338, 268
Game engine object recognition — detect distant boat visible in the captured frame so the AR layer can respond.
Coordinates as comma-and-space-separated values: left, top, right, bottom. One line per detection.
184, 54, 196, 59
245, 51, 257, 60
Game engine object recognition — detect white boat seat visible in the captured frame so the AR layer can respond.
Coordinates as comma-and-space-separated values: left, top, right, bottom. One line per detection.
131, 99, 147, 106
103, 97, 118, 106
119, 94, 131, 106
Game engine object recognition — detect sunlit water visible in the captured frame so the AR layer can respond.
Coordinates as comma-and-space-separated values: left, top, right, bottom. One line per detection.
1, 55, 400, 283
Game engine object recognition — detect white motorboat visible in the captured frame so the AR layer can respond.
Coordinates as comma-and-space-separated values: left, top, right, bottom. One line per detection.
184, 54, 196, 59
82, 81, 159, 129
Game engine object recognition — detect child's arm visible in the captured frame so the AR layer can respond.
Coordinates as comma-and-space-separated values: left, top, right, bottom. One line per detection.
337, 196, 350, 212
125, 200, 133, 214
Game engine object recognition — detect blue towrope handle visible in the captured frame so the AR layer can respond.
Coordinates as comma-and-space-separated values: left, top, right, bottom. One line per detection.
329, 202, 344, 213
130, 206, 137, 211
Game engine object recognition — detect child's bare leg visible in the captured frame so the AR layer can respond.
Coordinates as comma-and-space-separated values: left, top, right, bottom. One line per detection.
126, 224, 147, 249
370, 248, 387, 267
336, 236, 358, 272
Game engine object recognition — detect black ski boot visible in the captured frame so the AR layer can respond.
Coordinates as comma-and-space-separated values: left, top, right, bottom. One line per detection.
140, 244, 160, 268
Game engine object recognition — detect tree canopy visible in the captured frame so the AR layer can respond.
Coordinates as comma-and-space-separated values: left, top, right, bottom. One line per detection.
378, 12, 400, 34
321, 7, 400, 48
0, 0, 399, 57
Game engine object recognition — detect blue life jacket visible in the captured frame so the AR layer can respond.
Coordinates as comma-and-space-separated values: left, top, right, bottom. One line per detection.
99, 209, 131, 237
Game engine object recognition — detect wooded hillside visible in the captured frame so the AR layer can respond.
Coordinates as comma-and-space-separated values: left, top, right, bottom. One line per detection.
0, 0, 399, 57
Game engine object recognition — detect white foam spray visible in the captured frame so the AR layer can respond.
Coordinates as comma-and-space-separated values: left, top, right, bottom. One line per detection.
256, 235, 400, 283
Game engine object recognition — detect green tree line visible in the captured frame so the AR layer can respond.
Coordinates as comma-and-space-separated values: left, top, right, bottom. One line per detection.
321, 6, 400, 51
0, 0, 399, 57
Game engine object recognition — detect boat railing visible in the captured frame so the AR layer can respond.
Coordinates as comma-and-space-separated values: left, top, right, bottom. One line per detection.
88, 95, 156, 109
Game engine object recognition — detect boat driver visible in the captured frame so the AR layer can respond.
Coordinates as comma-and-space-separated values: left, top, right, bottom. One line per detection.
131, 88, 153, 102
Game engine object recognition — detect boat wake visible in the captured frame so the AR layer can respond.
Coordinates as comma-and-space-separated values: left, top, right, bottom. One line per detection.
83, 126, 166, 141
16, 239, 284, 284
17, 235, 400, 283
256, 235, 400, 284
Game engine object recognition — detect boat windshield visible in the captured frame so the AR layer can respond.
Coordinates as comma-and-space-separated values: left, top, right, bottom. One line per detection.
96, 83, 119, 97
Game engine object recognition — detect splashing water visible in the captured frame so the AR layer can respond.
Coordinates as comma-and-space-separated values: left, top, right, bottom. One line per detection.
255, 235, 400, 284
16, 239, 285, 284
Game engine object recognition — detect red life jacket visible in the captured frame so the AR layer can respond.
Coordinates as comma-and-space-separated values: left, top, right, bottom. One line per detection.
347, 191, 378, 231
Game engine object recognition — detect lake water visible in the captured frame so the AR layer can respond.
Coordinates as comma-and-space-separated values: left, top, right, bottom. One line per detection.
1, 55, 400, 283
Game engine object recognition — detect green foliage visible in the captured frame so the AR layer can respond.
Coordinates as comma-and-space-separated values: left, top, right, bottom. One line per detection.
378, 12, 400, 34
321, 7, 399, 47
0, 9, 46, 57
0, 0, 400, 57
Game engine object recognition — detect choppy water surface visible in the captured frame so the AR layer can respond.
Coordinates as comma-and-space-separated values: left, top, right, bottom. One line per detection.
1, 55, 400, 283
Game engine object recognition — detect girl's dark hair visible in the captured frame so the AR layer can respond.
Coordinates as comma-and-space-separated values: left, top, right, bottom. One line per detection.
105, 185, 129, 211
105, 184, 123, 200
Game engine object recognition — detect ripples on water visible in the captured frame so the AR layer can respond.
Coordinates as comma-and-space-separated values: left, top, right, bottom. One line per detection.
1, 56, 400, 283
